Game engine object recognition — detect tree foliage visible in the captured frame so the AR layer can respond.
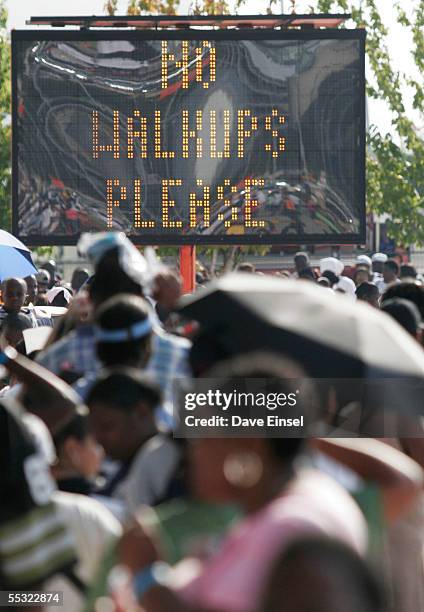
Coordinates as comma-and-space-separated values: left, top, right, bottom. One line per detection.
0, 1, 11, 231
314, 0, 424, 245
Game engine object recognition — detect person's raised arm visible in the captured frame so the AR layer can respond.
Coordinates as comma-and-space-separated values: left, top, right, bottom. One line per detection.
312, 437, 423, 523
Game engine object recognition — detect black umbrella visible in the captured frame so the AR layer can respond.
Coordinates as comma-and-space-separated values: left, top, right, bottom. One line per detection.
178, 273, 424, 419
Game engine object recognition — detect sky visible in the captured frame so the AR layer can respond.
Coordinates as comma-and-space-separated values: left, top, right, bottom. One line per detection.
6, 0, 422, 137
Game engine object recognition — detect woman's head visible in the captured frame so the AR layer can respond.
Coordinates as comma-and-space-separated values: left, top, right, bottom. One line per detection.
187, 352, 316, 511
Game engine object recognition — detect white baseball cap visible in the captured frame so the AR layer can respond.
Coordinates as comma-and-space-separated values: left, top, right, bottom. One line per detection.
356, 255, 372, 267
319, 257, 344, 276
334, 275, 357, 299
371, 252, 388, 263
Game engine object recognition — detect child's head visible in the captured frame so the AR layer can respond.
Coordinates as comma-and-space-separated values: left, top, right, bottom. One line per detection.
1, 278, 27, 313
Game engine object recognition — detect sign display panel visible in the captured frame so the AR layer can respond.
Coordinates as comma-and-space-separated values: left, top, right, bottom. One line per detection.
12, 30, 365, 245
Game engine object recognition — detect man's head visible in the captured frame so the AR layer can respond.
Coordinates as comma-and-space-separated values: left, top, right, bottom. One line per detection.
94, 294, 152, 368
1, 278, 27, 313
294, 252, 309, 274
400, 264, 417, 280
355, 282, 380, 308
0, 312, 33, 349
383, 260, 399, 284
71, 268, 90, 294
86, 368, 161, 462
371, 252, 387, 274
24, 275, 38, 305
381, 298, 423, 340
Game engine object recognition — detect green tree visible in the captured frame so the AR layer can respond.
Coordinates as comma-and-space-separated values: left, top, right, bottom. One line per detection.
313, 0, 424, 245
0, 1, 11, 231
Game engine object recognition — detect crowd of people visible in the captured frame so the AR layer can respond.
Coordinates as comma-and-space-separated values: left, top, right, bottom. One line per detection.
1, 234, 424, 612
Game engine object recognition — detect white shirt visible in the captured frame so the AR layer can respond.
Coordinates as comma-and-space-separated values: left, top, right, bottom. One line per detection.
376, 277, 400, 295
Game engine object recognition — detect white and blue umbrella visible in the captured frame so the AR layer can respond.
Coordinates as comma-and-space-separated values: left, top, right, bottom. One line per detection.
0, 230, 37, 282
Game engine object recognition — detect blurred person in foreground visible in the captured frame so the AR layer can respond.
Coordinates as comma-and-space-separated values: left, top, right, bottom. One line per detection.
0, 347, 122, 611
108, 352, 423, 612
37, 232, 191, 429
113, 354, 369, 612
261, 537, 384, 612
